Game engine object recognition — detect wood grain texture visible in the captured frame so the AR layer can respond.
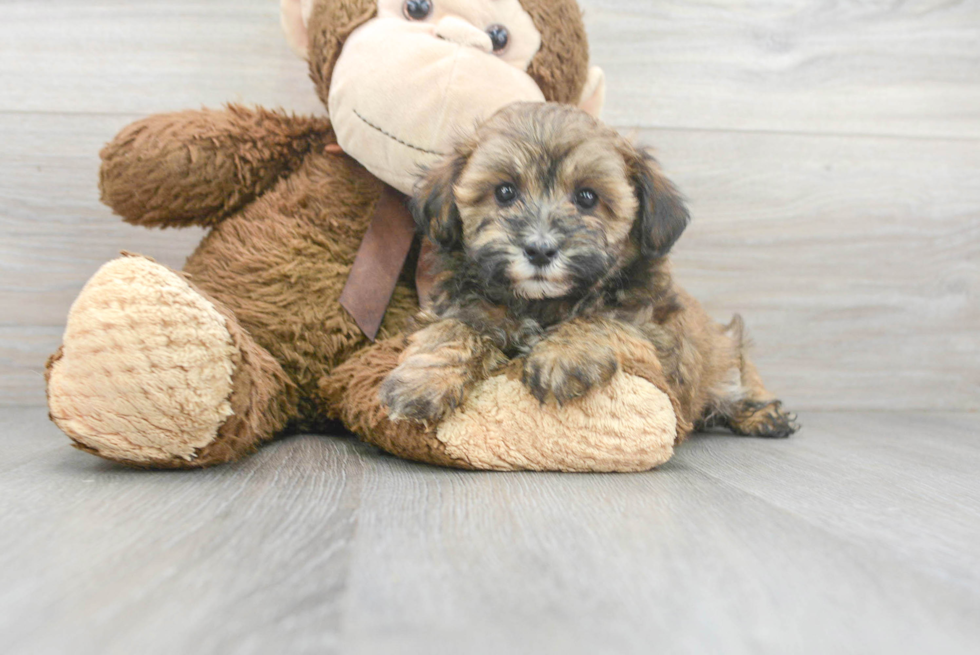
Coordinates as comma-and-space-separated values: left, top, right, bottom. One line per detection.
1, 0, 978, 408
654, 128, 980, 411
3, 0, 977, 138
0, 407, 365, 655
0, 327, 62, 406
2, 407, 979, 654
581, 0, 980, 138
0, 0, 324, 117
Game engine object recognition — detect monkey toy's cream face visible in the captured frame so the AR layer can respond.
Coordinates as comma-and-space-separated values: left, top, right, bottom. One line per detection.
282, 0, 606, 196
376, 0, 543, 70
329, 0, 546, 194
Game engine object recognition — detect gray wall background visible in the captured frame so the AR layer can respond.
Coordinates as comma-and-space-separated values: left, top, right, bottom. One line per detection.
0, 0, 977, 409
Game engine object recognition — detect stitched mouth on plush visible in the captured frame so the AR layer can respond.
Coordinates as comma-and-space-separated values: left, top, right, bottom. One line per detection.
327, 16, 546, 194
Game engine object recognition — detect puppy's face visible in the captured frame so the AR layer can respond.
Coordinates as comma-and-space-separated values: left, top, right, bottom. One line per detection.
414, 103, 689, 301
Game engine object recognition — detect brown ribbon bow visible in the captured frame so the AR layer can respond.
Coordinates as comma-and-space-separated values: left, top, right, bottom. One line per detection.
339, 184, 437, 341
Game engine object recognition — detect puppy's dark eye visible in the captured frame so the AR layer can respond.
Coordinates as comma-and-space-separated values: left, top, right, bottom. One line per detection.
404, 0, 432, 20
495, 183, 518, 206
487, 25, 509, 53
575, 188, 599, 210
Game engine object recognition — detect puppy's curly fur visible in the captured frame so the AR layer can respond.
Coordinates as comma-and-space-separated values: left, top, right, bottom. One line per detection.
381, 103, 798, 440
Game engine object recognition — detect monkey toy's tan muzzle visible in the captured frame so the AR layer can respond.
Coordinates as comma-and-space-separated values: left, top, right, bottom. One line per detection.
328, 17, 546, 195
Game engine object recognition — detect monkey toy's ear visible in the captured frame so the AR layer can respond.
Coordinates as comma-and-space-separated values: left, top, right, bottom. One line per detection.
629, 150, 691, 260
579, 67, 607, 119
410, 155, 467, 251
281, 0, 315, 59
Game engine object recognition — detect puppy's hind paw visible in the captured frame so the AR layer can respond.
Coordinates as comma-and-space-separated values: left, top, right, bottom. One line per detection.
728, 400, 800, 439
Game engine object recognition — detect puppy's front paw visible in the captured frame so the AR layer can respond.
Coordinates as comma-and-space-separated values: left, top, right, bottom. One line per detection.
379, 357, 469, 424
522, 341, 618, 405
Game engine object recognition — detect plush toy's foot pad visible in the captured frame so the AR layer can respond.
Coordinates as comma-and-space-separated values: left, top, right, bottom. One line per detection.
436, 371, 677, 472
322, 340, 678, 473
47, 256, 239, 465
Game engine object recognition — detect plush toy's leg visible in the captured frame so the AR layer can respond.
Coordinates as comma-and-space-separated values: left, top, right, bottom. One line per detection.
319, 339, 470, 469
320, 337, 682, 473
46, 255, 298, 468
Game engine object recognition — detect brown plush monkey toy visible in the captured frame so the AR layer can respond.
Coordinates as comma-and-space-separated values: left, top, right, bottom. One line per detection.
46, 0, 681, 472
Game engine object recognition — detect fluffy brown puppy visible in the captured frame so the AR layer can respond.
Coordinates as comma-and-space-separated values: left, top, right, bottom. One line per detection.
381, 103, 799, 439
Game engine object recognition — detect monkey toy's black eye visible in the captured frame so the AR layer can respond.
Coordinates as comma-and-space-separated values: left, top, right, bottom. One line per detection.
487, 25, 509, 53
495, 183, 517, 206
404, 0, 432, 20
574, 188, 599, 210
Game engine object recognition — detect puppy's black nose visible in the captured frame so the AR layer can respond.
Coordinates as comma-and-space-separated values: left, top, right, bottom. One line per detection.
523, 240, 559, 267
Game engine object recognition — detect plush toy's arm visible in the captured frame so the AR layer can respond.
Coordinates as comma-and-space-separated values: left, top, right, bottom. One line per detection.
99, 104, 334, 228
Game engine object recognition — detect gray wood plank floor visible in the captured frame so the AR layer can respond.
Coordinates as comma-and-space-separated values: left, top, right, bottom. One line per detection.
2, 407, 979, 655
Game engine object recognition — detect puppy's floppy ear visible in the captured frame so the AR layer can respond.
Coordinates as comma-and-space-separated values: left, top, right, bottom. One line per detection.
411, 153, 467, 250
629, 149, 691, 260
